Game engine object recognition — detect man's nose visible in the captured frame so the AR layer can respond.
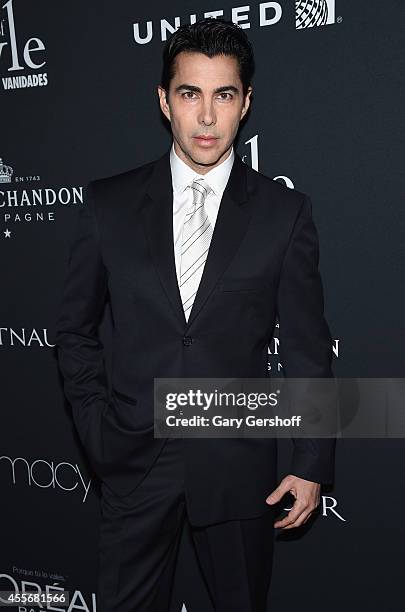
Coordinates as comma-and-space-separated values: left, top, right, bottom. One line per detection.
198, 100, 216, 126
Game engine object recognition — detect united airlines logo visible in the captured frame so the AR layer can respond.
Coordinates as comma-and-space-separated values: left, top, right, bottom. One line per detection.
133, 1, 341, 45
295, 0, 335, 29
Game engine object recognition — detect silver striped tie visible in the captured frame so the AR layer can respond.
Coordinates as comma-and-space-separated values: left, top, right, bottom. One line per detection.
179, 178, 213, 321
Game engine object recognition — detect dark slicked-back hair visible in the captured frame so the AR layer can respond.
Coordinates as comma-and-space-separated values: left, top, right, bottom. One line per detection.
160, 17, 255, 100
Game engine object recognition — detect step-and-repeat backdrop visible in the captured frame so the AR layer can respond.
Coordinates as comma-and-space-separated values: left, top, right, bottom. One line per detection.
1, 1, 404, 610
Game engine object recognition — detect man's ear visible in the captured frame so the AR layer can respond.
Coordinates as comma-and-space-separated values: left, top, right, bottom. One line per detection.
157, 85, 171, 122
240, 86, 253, 120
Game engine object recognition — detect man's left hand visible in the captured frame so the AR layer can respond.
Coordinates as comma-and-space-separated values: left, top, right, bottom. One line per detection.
265, 474, 321, 529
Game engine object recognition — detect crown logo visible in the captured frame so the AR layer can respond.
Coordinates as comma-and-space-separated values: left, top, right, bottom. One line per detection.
0, 158, 13, 183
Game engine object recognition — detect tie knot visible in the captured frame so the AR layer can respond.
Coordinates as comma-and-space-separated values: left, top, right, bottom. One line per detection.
191, 177, 211, 202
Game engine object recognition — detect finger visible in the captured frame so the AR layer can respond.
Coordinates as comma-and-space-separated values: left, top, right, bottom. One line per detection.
282, 510, 314, 529
301, 513, 313, 525
266, 479, 293, 505
283, 506, 319, 529
303, 505, 320, 523
274, 501, 308, 528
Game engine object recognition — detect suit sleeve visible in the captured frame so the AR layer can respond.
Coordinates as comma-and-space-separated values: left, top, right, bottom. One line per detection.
276, 193, 336, 485
55, 180, 109, 473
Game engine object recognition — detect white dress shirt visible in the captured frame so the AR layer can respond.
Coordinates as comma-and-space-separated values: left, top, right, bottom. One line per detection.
169, 142, 235, 284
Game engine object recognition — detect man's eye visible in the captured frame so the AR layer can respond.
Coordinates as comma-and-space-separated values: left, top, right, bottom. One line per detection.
181, 92, 233, 100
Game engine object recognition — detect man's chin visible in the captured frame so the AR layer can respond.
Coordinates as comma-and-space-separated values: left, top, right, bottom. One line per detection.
188, 146, 226, 168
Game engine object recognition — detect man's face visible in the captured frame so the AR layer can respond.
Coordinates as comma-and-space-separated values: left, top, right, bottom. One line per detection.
158, 51, 252, 174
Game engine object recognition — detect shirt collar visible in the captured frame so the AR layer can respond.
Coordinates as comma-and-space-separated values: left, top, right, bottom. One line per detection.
170, 142, 235, 200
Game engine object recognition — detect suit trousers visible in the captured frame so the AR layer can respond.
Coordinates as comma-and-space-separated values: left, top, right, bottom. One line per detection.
97, 437, 276, 612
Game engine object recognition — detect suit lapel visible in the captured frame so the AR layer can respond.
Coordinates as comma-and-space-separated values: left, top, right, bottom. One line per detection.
141, 148, 186, 327
142, 147, 253, 330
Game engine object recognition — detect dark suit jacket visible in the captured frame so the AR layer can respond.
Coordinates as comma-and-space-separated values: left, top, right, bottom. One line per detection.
55, 147, 336, 526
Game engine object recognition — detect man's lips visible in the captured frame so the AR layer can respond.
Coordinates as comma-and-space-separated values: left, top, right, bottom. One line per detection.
193, 135, 218, 146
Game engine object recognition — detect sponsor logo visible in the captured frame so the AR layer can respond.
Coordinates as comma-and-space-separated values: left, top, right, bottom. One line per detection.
0, 572, 96, 611
284, 495, 346, 521
0, 157, 13, 183
133, 1, 340, 45
295, 0, 335, 29
0, 455, 92, 503
0, 327, 55, 347
0, 156, 84, 239
0, 0, 48, 91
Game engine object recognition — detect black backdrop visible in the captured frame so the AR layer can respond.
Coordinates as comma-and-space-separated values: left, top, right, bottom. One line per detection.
1, 1, 404, 610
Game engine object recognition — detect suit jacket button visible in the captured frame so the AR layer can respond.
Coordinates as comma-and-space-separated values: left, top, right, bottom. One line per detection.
183, 336, 193, 346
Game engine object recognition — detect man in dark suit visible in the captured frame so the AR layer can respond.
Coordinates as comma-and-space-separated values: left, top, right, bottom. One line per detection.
55, 17, 335, 612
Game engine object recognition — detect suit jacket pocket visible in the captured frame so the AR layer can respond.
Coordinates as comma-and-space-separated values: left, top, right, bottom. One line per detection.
109, 387, 153, 432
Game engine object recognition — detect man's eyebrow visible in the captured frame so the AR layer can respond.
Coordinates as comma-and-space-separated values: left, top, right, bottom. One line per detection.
175, 84, 239, 94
